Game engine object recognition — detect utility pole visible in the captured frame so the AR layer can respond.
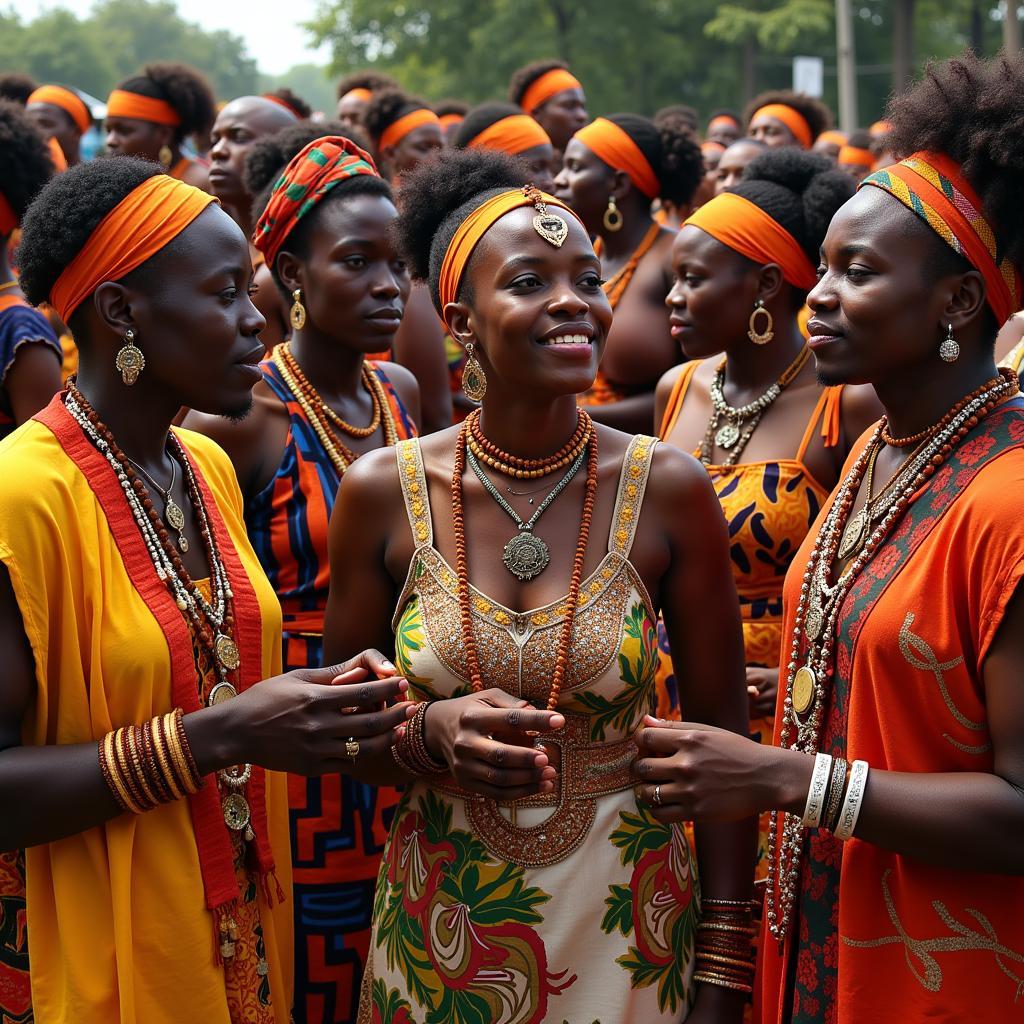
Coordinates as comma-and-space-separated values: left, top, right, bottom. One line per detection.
835, 0, 858, 131
1005, 0, 1022, 54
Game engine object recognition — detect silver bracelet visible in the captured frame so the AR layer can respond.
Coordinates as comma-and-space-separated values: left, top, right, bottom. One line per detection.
834, 759, 870, 841
802, 752, 833, 828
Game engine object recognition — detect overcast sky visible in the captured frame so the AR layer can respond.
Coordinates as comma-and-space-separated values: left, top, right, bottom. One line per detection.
20, 0, 332, 75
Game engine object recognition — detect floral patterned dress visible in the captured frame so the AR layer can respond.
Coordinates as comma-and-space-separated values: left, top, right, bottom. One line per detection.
358, 435, 698, 1024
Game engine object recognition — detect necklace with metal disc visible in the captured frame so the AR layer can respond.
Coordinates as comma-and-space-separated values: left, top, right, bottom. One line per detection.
221, 791, 251, 833
791, 664, 817, 717
503, 531, 551, 580
216, 633, 241, 671
716, 421, 741, 449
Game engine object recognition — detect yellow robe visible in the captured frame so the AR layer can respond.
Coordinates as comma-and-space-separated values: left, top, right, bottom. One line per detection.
0, 414, 293, 1024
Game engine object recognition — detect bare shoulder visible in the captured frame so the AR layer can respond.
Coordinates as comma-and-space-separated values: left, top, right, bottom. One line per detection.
647, 441, 716, 502
373, 358, 420, 405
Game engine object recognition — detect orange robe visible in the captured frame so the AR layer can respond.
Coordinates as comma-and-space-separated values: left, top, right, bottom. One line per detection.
757, 397, 1024, 1024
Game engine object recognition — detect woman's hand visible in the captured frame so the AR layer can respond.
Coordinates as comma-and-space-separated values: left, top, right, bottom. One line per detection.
632, 716, 813, 824
746, 666, 779, 719
423, 688, 563, 801
217, 649, 416, 776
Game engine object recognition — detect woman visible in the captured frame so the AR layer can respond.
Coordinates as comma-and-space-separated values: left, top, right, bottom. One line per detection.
6, 156, 414, 1024
322, 148, 755, 1024
715, 137, 768, 195
654, 149, 880, 884
555, 114, 702, 432
0, 101, 62, 440
706, 109, 742, 147
811, 129, 847, 164
836, 130, 875, 182
186, 135, 420, 1024
25, 84, 91, 167
363, 89, 443, 184
454, 102, 556, 192
434, 99, 468, 145
745, 91, 831, 151
105, 62, 215, 189
508, 60, 588, 160
633, 52, 1024, 1024
335, 71, 397, 129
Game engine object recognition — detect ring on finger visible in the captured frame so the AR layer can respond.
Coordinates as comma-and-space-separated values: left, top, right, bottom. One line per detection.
653, 784, 662, 808
345, 737, 360, 761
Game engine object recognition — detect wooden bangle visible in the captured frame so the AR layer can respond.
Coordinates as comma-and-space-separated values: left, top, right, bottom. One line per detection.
138, 720, 172, 805
172, 708, 201, 790
162, 712, 198, 796
100, 731, 137, 813
693, 972, 753, 995
696, 951, 757, 972
114, 727, 149, 813
127, 724, 160, 809
151, 716, 184, 800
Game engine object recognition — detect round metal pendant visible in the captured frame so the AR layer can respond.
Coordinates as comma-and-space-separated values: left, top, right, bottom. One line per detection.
216, 633, 241, 671
716, 422, 741, 449
208, 681, 238, 706
164, 499, 185, 532
221, 792, 251, 832
792, 665, 817, 716
837, 508, 867, 561
503, 532, 550, 580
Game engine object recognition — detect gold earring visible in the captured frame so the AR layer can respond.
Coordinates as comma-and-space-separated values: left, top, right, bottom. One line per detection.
939, 322, 960, 363
461, 342, 487, 402
747, 298, 774, 345
289, 289, 307, 332
158, 144, 173, 169
115, 328, 145, 385
603, 196, 623, 232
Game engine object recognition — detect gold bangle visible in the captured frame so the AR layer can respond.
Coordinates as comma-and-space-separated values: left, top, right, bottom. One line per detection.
698, 921, 757, 934
696, 951, 756, 971
151, 715, 184, 800
115, 726, 149, 813
163, 712, 200, 795
101, 731, 139, 813
109, 729, 145, 814
138, 721, 170, 804
693, 972, 753, 995
126, 724, 159, 809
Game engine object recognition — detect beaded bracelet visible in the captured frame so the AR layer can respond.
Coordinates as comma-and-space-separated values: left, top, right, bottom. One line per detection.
392, 702, 448, 777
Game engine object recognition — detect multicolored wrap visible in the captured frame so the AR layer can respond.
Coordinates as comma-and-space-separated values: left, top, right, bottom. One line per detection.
860, 150, 1023, 325
252, 136, 380, 267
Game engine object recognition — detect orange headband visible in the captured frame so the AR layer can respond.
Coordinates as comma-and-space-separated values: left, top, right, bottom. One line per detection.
439, 113, 465, 129
468, 115, 551, 156
816, 129, 847, 147
708, 114, 740, 132
520, 69, 583, 114
107, 88, 181, 127
574, 117, 660, 199
750, 103, 813, 148
685, 191, 818, 290
28, 85, 92, 134
838, 145, 874, 168
0, 192, 16, 236
870, 119, 893, 136
701, 140, 726, 156
438, 188, 582, 320
50, 175, 216, 323
861, 151, 1022, 326
261, 94, 301, 119
379, 108, 441, 150
341, 87, 373, 104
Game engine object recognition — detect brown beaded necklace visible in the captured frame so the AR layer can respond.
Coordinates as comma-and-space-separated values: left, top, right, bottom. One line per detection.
466, 408, 593, 479
451, 419, 599, 710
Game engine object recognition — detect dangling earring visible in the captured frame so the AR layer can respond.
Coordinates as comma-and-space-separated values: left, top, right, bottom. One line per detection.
603, 196, 623, 232
115, 328, 145, 385
289, 289, 307, 332
461, 341, 487, 402
158, 144, 173, 169
747, 297, 774, 345
939, 322, 960, 363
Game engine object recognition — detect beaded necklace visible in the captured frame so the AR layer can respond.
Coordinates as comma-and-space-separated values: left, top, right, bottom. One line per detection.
271, 342, 399, 474
765, 369, 1019, 941
466, 407, 592, 479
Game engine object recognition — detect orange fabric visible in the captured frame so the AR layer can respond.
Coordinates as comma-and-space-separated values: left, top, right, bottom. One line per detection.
839, 145, 874, 167
520, 69, 583, 114
50, 175, 216, 323
28, 85, 91, 134
379, 108, 440, 150
0, 192, 16, 236
438, 113, 464, 129
340, 87, 372, 103
750, 103, 813, 148
700, 140, 725, 156
261, 94, 301, 119
106, 88, 182, 126
467, 114, 550, 155
437, 187, 581, 318
816, 129, 847, 147
574, 117, 660, 199
708, 114, 739, 132
168, 156, 193, 181
757, 408, 1024, 1024
685, 191, 818, 289
869, 119, 893, 135
47, 136, 68, 172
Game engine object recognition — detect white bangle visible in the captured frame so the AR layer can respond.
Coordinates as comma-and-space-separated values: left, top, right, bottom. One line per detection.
834, 759, 870, 841
801, 752, 833, 828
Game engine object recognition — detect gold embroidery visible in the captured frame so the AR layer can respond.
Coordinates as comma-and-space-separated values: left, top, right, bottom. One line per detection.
898, 612, 990, 755
842, 868, 1024, 999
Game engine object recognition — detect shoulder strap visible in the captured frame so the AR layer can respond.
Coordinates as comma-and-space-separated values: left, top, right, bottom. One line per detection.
608, 434, 658, 558
395, 438, 432, 549
658, 360, 702, 440
797, 385, 844, 462
368, 361, 419, 441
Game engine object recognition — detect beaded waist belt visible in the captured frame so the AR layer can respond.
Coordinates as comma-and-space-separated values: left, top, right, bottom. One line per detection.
432, 714, 637, 868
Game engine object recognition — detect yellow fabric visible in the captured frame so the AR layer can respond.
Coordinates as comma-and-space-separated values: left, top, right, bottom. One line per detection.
0, 420, 292, 1024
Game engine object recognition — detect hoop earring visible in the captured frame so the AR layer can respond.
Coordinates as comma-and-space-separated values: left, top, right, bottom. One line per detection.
603, 196, 623, 232
461, 341, 487, 402
115, 328, 145, 385
747, 298, 774, 345
289, 289, 307, 332
939, 322, 960, 363
158, 144, 173, 169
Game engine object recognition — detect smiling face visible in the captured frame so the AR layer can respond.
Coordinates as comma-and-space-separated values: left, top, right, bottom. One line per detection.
386, 122, 443, 177
448, 206, 612, 399
806, 187, 960, 386
553, 138, 615, 237
533, 88, 588, 152
208, 97, 297, 210
276, 191, 411, 352
665, 226, 759, 359
105, 116, 171, 162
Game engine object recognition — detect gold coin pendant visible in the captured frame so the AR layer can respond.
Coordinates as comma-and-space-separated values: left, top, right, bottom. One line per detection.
221, 792, 251, 832
208, 681, 238, 706
216, 634, 241, 671
792, 665, 817, 716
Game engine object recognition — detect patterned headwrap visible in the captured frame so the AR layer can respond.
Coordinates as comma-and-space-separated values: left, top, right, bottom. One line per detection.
252, 136, 380, 266
860, 151, 1023, 326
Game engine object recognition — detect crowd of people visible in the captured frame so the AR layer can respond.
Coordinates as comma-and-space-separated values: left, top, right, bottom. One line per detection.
0, 47, 1022, 1024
